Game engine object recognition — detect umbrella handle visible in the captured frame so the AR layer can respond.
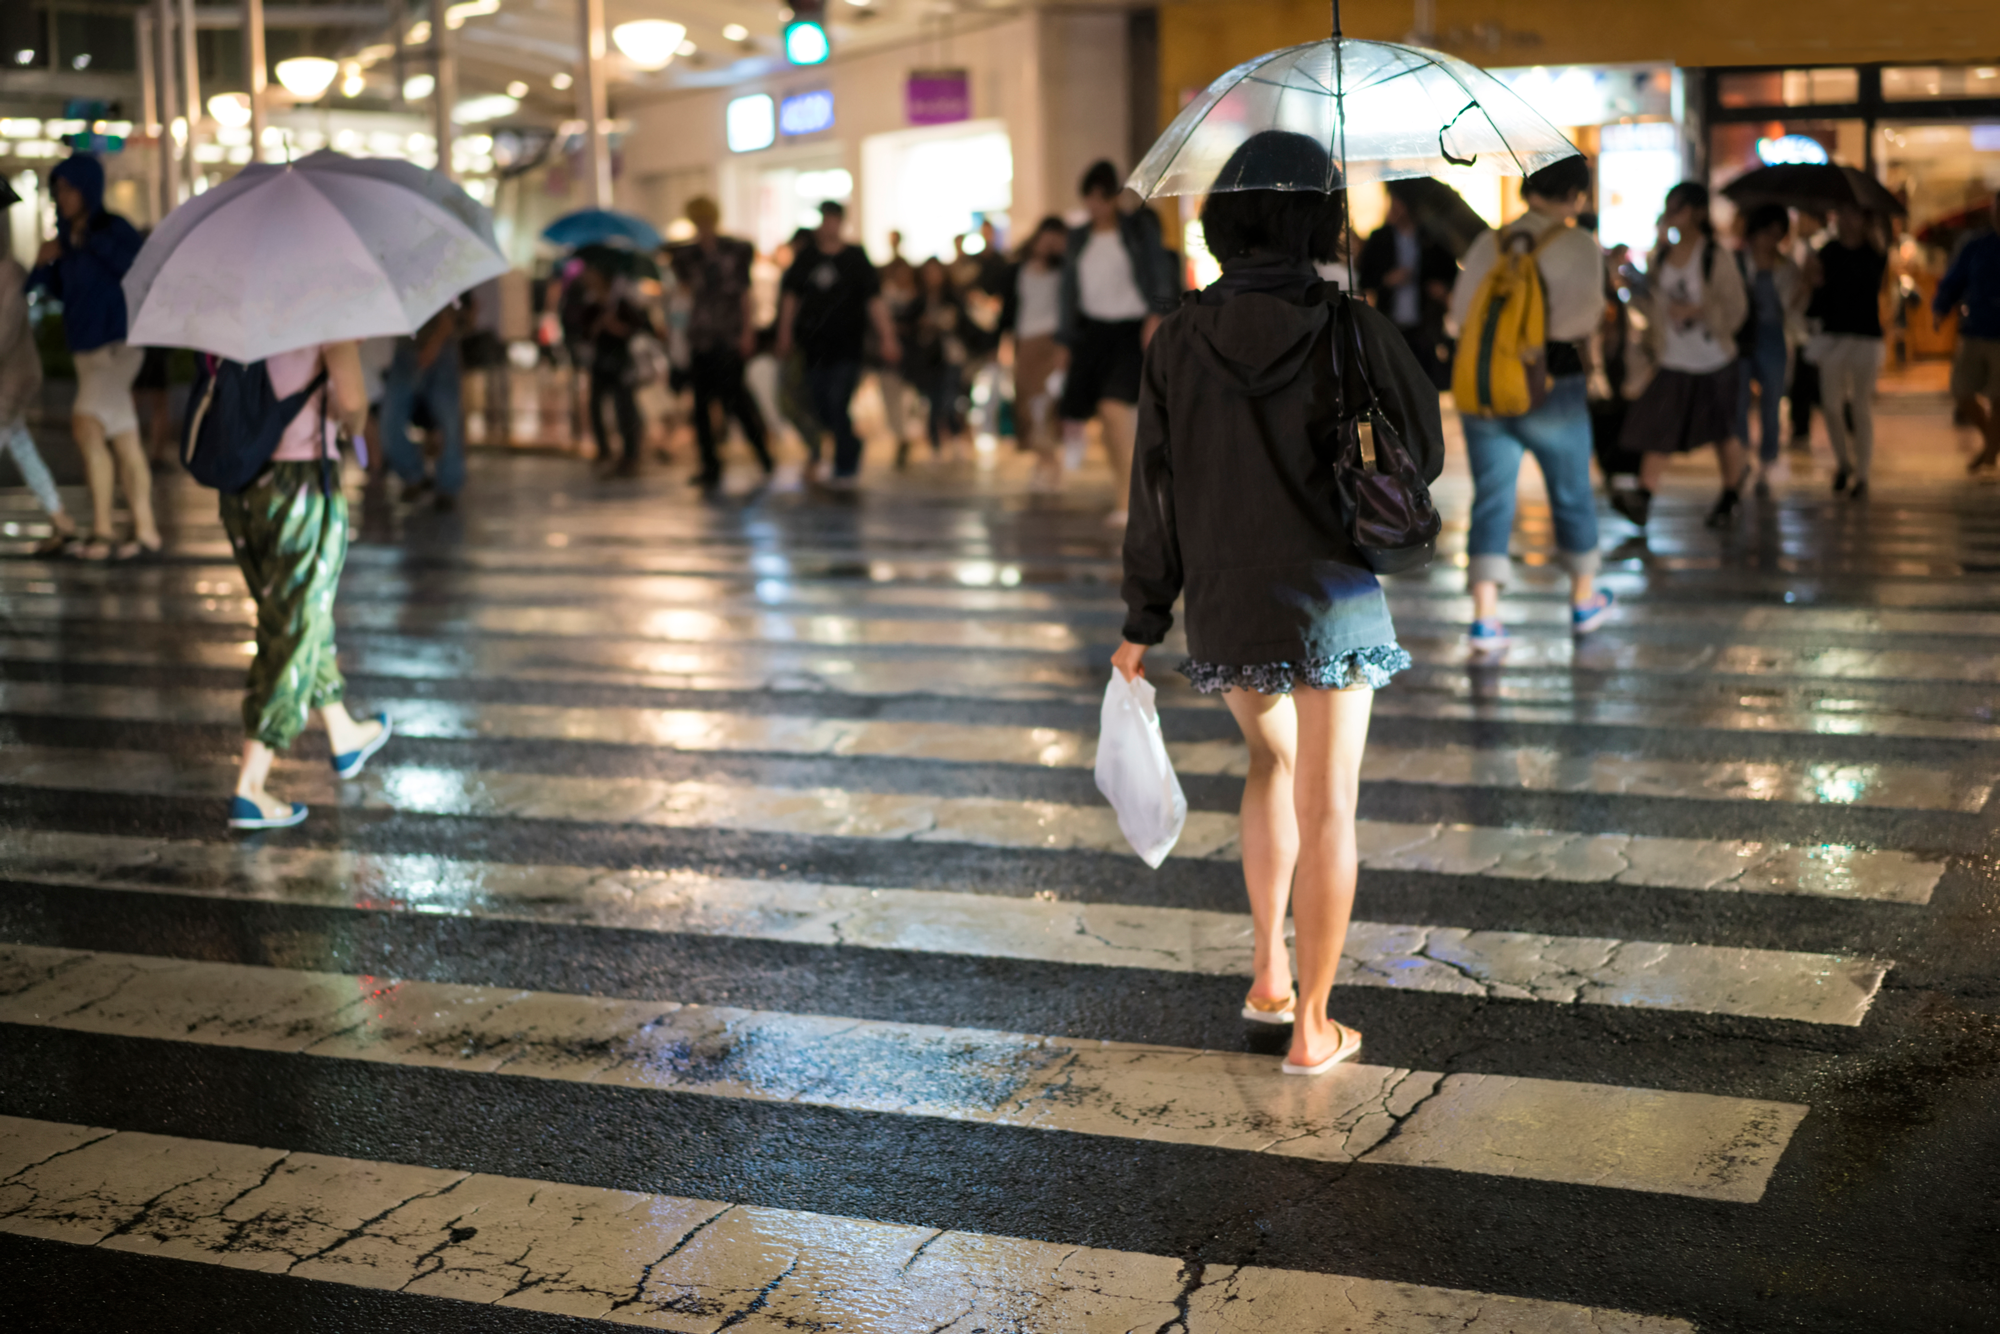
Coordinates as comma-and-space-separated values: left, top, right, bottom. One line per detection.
1438, 101, 1479, 168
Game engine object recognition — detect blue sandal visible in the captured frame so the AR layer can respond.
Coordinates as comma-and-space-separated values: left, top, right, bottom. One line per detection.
331, 713, 393, 780
228, 795, 308, 830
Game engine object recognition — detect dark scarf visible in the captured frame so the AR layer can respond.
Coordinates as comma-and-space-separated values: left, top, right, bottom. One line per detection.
1198, 253, 1326, 307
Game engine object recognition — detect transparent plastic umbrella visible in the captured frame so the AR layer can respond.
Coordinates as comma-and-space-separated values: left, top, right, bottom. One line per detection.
1130, 37, 1580, 198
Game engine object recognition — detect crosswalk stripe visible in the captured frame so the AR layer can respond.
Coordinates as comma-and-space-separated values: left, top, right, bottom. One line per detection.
0, 833, 1894, 1026
0, 1114, 1697, 1329
3, 683, 1987, 812
0, 743, 1944, 908
0, 946, 1807, 1202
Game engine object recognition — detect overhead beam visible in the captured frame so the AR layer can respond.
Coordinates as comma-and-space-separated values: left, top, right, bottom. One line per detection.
191, 5, 386, 27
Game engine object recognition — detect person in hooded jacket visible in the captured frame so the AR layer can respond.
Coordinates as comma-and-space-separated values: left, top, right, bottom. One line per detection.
28, 153, 158, 560
1114, 130, 1445, 1077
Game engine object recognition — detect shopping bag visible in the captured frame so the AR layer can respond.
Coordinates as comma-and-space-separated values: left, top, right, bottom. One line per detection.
1093, 669, 1188, 868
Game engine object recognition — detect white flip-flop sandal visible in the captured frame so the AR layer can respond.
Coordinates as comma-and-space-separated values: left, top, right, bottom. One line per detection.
1241, 991, 1297, 1025
1281, 1021, 1363, 1076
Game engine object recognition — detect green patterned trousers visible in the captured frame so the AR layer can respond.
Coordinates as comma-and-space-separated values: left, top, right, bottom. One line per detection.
220, 462, 349, 750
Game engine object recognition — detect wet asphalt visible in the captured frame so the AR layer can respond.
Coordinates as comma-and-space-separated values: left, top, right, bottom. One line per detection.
2, 447, 2000, 1331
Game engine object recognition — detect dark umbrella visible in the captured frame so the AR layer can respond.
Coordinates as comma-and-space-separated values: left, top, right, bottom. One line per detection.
577, 243, 660, 280
1722, 163, 1904, 217
1388, 177, 1489, 258
543, 208, 664, 250
0, 177, 18, 208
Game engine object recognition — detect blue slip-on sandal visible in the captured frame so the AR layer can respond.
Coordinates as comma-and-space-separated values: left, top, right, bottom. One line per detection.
1572, 588, 1616, 636
228, 795, 308, 830
331, 714, 393, 780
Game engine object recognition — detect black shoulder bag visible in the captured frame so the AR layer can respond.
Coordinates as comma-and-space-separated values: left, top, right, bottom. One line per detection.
1329, 294, 1441, 575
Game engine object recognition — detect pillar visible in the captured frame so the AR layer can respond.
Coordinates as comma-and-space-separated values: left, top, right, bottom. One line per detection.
244, 0, 267, 162
575, 0, 611, 208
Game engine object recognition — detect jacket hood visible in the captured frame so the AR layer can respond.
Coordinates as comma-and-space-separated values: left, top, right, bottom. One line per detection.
51, 153, 106, 217
1183, 283, 1329, 395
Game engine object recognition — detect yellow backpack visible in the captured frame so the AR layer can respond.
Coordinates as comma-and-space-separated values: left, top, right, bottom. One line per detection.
1452, 225, 1563, 419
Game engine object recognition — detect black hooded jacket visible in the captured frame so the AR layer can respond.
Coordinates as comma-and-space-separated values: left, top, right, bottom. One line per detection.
1121, 256, 1445, 665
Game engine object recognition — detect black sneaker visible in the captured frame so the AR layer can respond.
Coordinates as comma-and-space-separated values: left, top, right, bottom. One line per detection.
431, 492, 457, 514
399, 478, 434, 505
1849, 479, 1869, 501
1609, 487, 1652, 528
1704, 488, 1741, 528
1831, 467, 1850, 495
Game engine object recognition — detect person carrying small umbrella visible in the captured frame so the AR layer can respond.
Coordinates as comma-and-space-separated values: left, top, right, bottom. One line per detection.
1804, 204, 1890, 499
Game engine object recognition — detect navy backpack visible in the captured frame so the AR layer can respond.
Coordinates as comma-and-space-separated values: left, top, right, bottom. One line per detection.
180, 355, 328, 493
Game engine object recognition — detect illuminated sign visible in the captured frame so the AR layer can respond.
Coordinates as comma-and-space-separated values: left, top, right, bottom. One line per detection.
779, 90, 834, 137
1756, 134, 1830, 165
726, 94, 776, 153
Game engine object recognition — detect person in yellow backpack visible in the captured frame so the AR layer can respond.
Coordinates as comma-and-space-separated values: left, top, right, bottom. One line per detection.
1448, 157, 1610, 653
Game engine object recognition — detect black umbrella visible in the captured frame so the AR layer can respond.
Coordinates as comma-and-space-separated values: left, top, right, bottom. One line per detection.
1388, 177, 1489, 258
0, 177, 18, 208
1721, 163, 1904, 217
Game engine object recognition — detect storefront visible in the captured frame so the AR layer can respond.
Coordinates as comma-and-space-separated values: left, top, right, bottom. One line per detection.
1702, 63, 2000, 358
617, 10, 1136, 265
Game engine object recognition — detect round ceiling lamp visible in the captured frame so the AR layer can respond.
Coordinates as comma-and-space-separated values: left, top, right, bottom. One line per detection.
274, 56, 340, 101
207, 92, 252, 129
612, 20, 687, 71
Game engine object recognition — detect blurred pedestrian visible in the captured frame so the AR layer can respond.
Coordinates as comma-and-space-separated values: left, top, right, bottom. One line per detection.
909, 258, 970, 459
1, 183, 78, 554
1000, 216, 1070, 491
1936, 189, 2000, 473
1116, 131, 1443, 1076
1787, 209, 1829, 448
1617, 182, 1752, 527
224, 340, 391, 830
777, 201, 900, 489
377, 298, 468, 510
1736, 204, 1810, 490
877, 250, 921, 466
669, 197, 773, 490
27, 154, 158, 560
1358, 184, 1457, 389
1447, 156, 1611, 650
1058, 160, 1180, 525
576, 261, 653, 477
1807, 204, 1889, 499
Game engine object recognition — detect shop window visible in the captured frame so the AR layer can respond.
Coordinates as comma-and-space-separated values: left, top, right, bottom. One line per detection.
1716, 68, 1858, 109
1882, 66, 2000, 101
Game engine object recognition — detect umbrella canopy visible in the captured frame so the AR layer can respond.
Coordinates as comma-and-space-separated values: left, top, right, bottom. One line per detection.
1389, 176, 1489, 257
123, 151, 507, 362
542, 209, 663, 251
1130, 38, 1579, 198
0, 176, 18, 208
1721, 164, 1905, 217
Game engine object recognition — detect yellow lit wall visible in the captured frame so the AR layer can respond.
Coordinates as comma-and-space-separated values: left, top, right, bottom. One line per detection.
1161, 0, 2000, 117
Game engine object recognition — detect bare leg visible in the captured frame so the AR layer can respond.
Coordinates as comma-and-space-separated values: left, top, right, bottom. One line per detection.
1639, 451, 1667, 493
233, 739, 288, 818
1222, 688, 1301, 1003
1098, 398, 1136, 521
72, 414, 118, 554
1286, 684, 1375, 1068
321, 700, 382, 756
110, 430, 161, 550
1471, 580, 1500, 622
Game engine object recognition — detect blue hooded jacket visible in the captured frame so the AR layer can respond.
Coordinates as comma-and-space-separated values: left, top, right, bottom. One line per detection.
27, 154, 144, 353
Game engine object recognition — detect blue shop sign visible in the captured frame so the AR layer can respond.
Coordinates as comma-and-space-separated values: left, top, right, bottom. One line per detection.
779, 90, 834, 138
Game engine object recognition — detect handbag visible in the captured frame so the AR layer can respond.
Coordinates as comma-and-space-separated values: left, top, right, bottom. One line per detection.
1328, 295, 1441, 575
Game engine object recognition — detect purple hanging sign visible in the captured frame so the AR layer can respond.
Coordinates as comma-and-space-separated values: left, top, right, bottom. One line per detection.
906, 68, 970, 126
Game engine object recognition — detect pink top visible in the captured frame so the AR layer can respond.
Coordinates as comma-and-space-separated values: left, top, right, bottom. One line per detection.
266, 346, 339, 461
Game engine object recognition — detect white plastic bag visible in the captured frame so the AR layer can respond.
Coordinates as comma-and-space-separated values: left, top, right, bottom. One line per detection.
1094, 669, 1188, 868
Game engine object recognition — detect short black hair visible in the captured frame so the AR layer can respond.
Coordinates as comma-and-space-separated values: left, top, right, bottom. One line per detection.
818, 199, 846, 221
1079, 160, 1122, 199
1197, 131, 1346, 265
1522, 155, 1592, 203
1745, 203, 1791, 238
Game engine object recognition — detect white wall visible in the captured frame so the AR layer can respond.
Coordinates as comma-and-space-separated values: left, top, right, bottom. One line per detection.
615, 11, 1132, 258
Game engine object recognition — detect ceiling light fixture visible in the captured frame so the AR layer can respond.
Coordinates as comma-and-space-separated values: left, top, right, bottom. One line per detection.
551, 71, 573, 90
341, 63, 365, 97
722, 24, 749, 41
506, 79, 529, 98
275, 56, 340, 100
403, 72, 436, 101
611, 19, 687, 71
453, 94, 520, 124
207, 92, 253, 128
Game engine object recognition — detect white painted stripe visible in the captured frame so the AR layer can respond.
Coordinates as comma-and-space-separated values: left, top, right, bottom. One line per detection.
0, 832, 1893, 1027
0, 1114, 1698, 1328
0, 947, 1806, 1202
0, 743, 1944, 908
3, 683, 1988, 812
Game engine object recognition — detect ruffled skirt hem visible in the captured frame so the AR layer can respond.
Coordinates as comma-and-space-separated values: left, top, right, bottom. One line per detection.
1180, 644, 1412, 695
